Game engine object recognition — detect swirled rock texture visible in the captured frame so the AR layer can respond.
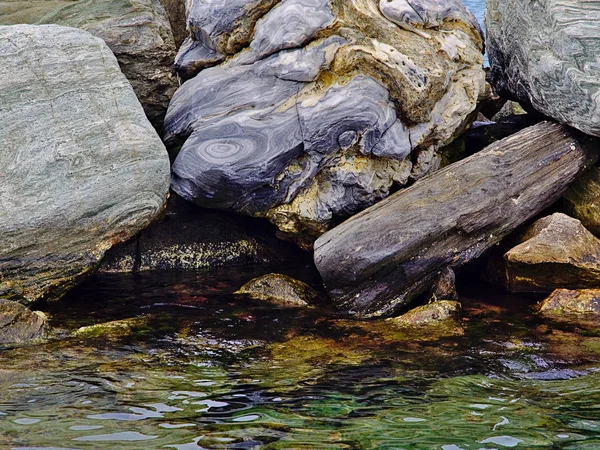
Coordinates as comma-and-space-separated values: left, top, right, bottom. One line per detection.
0, 25, 170, 304
0, 0, 178, 131
485, 0, 600, 137
165, 0, 486, 244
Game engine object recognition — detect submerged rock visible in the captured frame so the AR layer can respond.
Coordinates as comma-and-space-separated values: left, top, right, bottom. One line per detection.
538, 289, 600, 316
0, 300, 46, 344
235, 274, 320, 307
0, 0, 178, 130
165, 0, 486, 243
486, 0, 600, 137
505, 213, 600, 293
99, 195, 304, 272
387, 300, 462, 327
72, 316, 151, 340
314, 122, 596, 317
0, 25, 170, 304
563, 166, 600, 237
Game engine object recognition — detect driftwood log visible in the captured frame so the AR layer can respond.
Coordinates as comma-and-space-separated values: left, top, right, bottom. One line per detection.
314, 122, 598, 317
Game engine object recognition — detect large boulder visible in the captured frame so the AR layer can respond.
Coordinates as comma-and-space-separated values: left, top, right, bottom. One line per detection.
504, 213, 600, 293
0, 25, 170, 304
563, 166, 600, 236
485, 0, 600, 137
314, 122, 597, 317
165, 0, 486, 245
0, 0, 178, 130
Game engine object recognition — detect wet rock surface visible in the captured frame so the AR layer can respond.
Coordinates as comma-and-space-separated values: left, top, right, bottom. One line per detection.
428, 267, 458, 303
505, 213, 600, 293
486, 0, 600, 137
539, 289, 600, 317
0, 300, 46, 344
315, 122, 596, 317
99, 195, 305, 273
166, 0, 485, 243
235, 273, 320, 307
0, 25, 170, 304
0, 0, 178, 130
387, 300, 462, 327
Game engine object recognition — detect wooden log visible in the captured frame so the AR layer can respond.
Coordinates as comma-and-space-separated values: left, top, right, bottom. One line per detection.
314, 122, 598, 317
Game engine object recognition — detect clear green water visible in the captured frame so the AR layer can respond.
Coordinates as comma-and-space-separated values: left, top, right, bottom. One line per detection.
2, 265, 600, 449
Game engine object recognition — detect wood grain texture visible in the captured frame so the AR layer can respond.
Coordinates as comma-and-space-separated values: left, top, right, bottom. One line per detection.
314, 122, 597, 317
486, 0, 600, 137
0, 25, 170, 304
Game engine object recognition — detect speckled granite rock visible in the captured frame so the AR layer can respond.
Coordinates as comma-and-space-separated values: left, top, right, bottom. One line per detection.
486, 0, 600, 137
166, 0, 486, 244
235, 273, 320, 307
99, 195, 305, 273
0, 25, 170, 304
0, 0, 178, 130
505, 213, 600, 293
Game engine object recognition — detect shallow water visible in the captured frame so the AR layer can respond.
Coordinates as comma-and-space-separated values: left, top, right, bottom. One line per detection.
1, 263, 600, 449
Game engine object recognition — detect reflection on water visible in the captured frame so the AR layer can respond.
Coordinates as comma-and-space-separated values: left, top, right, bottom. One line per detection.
1, 265, 600, 449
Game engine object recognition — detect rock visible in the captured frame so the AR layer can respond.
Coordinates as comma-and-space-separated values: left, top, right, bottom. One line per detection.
0, 0, 178, 131
428, 267, 458, 303
505, 213, 600, 293
0, 25, 170, 304
314, 122, 597, 317
491, 101, 528, 122
165, 0, 486, 243
72, 316, 150, 339
538, 289, 600, 316
159, 0, 186, 47
563, 166, 600, 236
235, 273, 320, 307
99, 195, 305, 272
0, 300, 46, 344
485, 0, 600, 137
386, 300, 461, 327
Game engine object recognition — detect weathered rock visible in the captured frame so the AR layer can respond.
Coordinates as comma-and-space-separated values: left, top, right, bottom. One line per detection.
235, 273, 320, 307
563, 166, 600, 236
505, 213, 600, 293
386, 300, 461, 327
491, 101, 528, 122
428, 267, 458, 303
0, 25, 170, 304
72, 316, 150, 339
486, 0, 600, 137
159, 0, 186, 47
538, 289, 600, 316
0, 0, 178, 130
0, 300, 46, 344
99, 195, 305, 272
314, 122, 597, 317
165, 0, 486, 243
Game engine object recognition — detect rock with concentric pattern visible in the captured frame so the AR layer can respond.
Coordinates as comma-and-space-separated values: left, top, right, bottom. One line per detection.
0, 0, 178, 131
0, 25, 170, 304
486, 0, 600, 137
166, 0, 486, 244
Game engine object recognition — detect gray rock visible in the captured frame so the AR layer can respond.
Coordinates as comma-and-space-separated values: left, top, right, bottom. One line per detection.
0, 300, 46, 344
314, 122, 597, 317
486, 0, 600, 137
0, 25, 170, 304
166, 0, 486, 243
0, 0, 178, 131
